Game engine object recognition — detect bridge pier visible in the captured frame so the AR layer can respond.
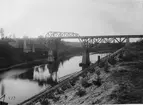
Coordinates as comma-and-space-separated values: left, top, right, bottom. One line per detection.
47, 49, 55, 64
23, 38, 28, 53
47, 49, 59, 83
32, 42, 35, 52
47, 39, 61, 84
126, 37, 130, 46
79, 49, 90, 70
23, 38, 35, 53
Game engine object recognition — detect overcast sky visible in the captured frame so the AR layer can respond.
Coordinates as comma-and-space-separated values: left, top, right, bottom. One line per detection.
0, 0, 143, 38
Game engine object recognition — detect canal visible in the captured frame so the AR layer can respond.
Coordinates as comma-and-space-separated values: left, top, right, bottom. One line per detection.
0, 53, 108, 105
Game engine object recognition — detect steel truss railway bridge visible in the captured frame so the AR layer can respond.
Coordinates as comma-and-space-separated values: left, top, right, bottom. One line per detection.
41, 31, 143, 69
44, 31, 143, 48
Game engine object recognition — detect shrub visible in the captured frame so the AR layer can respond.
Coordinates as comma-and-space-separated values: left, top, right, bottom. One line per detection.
75, 89, 86, 97
81, 73, 87, 78
81, 79, 92, 88
108, 57, 117, 65
46, 93, 60, 102
47, 93, 55, 99
92, 78, 102, 87
104, 62, 110, 73
61, 85, 69, 91
70, 80, 76, 86
89, 68, 95, 73
96, 70, 101, 76
70, 77, 79, 86
56, 88, 64, 94
41, 99, 50, 105
52, 96, 60, 102
98, 61, 105, 68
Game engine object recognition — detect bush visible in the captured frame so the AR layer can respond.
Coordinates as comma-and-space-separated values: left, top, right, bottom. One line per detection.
108, 57, 117, 65
89, 68, 95, 73
122, 52, 137, 61
92, 78, 102, 87
104, 62, 110, 73
61, 85, 69, 91
98, 61, 105, 68
46, 93, 60, 102
56, 88, 64, 94
47, 93, 55, 99
81, 79, 92, 88
41, 99, 50, 105
96, 70, 101, 76
75, 89, 86, 97
52, 96, 60, 102
81, 73, 87, 78
70, 77, 79, 86
70, 80, 76, 86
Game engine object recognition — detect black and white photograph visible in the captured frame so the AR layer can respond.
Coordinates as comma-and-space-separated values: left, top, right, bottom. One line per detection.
0, 0, 143, 105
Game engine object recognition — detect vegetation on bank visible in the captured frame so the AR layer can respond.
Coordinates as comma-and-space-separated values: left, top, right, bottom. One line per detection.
28, 40, 143, 105
0, 40, 123, 69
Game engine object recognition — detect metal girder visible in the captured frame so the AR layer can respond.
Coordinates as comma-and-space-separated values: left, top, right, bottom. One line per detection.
45, 31, 80, 38
45, 31, 86, 49
44, 32, 143, 49
79, 37, 128, 48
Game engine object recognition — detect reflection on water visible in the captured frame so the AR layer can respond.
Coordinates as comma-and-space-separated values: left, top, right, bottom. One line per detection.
0, 69, 28, 80
0, 53, 108, 105
33, 65, 51, 81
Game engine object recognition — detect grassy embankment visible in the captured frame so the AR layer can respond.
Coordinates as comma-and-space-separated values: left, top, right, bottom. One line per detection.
26, 40, 143, 105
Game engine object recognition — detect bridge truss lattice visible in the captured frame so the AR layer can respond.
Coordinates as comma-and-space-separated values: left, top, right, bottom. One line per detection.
45, 31, 87, 48
44, 32, 143, 50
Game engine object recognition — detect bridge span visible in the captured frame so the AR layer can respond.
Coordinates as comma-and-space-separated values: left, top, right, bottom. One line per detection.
46, 33, 143, 39
4, 33, 143, 50
45, 32, 143, 47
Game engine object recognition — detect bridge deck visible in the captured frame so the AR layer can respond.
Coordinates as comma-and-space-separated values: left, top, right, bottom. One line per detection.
47, 35, 143, 39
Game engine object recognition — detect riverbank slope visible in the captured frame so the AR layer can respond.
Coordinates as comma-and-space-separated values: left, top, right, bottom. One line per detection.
30, 40, 143, 105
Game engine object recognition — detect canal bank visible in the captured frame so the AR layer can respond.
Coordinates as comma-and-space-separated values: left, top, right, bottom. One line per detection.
20, 40, 143, 105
